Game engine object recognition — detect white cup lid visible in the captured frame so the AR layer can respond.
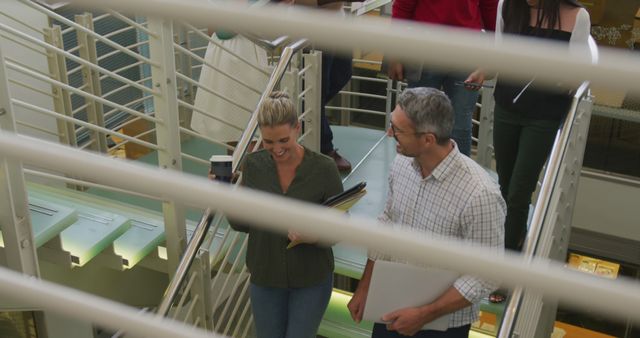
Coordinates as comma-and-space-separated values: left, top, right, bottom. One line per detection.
209, 155, 233, 162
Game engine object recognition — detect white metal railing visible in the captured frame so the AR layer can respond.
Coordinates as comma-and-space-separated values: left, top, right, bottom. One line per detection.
1, 1, 636, 336
70, 0, 640, 94
0, 265, 223, 338
498, 83, 593, 338
2, 132, 640, 327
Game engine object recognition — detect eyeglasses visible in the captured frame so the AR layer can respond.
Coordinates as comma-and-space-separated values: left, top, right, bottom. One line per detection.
389, 121, 424, 141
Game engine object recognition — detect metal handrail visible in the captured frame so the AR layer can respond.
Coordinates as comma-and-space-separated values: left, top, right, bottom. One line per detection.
155, 38, 309, 319
497, 81, 590, 338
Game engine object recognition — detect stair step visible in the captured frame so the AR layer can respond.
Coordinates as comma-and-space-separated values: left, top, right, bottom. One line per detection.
320, 289, 374, 338
60, 210, 130, 267
26, 183, 203, 270
28, 197, 77, 247
114, 218, 164, 269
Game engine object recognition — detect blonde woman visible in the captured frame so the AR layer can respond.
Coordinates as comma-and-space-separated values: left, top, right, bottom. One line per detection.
229, 92, 343, 338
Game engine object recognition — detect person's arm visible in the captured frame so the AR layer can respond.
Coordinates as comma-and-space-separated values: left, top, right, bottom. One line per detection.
391, 0, 418, 20
465, 0, 504, 85
453, 187, 505, 304
569, 8, 593, 62
347, 259, 375, 323
348, 160, 396, 322
479, 0, 499, 31
382, 188, 505, 336
382, 287, 471, 336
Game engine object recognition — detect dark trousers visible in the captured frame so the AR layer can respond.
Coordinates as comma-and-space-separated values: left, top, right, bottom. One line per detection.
372, 323, 471, 338
320, 52, 352, 154
493, 104, 562, 251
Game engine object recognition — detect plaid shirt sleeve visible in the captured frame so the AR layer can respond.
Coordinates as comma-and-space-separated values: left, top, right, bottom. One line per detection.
453, 186, 505, 303
368, 165, 395, 261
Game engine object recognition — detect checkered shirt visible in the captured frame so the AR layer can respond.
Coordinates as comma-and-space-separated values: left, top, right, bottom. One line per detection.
368, 145, 505, 328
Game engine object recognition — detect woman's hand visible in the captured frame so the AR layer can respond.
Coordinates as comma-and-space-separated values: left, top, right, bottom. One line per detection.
288, 230, 317, 244
208, 170, 240, 183
463, 69, 486, 91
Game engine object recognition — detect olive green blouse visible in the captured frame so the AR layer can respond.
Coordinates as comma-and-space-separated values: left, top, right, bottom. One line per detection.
230, 147, 344, 288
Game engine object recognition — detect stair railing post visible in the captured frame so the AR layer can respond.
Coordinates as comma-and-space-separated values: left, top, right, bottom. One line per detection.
300, 50, 321, 152
147, 17, 187, 277
0, 45, 40, 277
75, 13, 108, 153
476, 83, 495, 168
44, 25, 76, 148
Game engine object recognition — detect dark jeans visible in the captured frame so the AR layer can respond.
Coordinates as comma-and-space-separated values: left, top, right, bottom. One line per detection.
321, 52, 352, 154
249, 274, 333, 338
408, 71, 479, 156
493, 104, 562, 251
372, 323, 471, 338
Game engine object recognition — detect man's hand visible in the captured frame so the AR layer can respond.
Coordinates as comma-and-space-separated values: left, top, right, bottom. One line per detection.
382, 306, 436, 336
347, 285, 368, 323
387, 61, 404, 81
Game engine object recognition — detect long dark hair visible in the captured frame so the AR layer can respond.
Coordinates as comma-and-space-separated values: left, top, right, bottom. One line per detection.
503, 0, 582, 34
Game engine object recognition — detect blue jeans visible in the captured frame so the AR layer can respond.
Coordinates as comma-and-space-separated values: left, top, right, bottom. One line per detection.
321, 52, 352, 154
250, 274, 333, 338
372, 323, 471, 338
408, 71, 479, 156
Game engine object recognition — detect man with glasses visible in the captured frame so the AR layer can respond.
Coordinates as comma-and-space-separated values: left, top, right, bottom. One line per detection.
347, 87, 505, 338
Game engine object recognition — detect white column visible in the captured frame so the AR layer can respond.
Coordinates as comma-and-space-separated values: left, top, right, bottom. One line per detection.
301, 50, 321, 152
147, 17, 186, 277
0, 46, 40, 276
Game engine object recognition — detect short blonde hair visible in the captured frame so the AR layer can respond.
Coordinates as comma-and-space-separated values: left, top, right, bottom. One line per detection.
257, 91, 298, 128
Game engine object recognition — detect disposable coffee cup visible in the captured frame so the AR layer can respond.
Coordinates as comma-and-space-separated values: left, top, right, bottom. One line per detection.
210, 155, 233, 183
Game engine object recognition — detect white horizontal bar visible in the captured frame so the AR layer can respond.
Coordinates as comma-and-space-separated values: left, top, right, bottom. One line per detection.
6, 61, 160, 124
12, 99, 161, 151
175, 72, 254, 114
22, 0, 159, 67
107, 10, 157, 38
0, 32, 48, 56
15, 120, 60, 137
8, 79, 56, 98
1, 132, 640, 324
23, 169, 162, 201
338, 90, 386, 100
68, 0, 640, 93
0, 265, 223, 338
351, 75, 388, 83
325, 105, 386, 116
178, 126, 232, 150
181, 22, 270, 76
173, 43, 264, 95
0, 22, 156, 95
97, 40, 149, 62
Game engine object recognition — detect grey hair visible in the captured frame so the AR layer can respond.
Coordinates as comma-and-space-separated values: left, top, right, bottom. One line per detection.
397, 87, 454, 145
257, 91, 298, 128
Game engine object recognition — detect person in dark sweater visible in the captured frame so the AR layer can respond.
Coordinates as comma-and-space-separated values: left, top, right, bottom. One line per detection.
229, 91, 343, 338
493, 0, 591, 253
484, 0, 593, 304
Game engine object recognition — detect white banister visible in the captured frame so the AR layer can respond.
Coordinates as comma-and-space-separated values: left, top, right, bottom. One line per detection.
0, 265, 224, 338
0, 132, 639, 325
69, 0, 640, 94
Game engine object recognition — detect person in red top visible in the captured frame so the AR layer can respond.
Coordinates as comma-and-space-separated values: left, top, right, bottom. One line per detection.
388, 0, 498, 157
